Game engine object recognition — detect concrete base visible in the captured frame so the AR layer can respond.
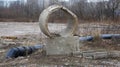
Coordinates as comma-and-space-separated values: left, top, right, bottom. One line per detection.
45, 36, 80, 55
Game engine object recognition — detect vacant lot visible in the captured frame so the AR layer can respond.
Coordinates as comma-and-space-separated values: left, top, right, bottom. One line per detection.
0, 22, 40, 36
0, 22, 120, 67
0, 22, 120, 36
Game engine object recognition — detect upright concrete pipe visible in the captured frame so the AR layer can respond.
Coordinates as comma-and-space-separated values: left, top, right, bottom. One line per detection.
6, 5, 79, 58
39, 5, 78, 38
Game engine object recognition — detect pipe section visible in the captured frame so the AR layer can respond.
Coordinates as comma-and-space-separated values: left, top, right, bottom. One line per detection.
39, 5, 78, 38
6, 45, 43, 58
79, 34, 120, 41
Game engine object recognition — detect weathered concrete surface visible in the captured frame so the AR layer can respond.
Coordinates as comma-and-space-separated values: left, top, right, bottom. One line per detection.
39, 5, 78, 38
75, 50, 120, 59
45, 36, 80, 55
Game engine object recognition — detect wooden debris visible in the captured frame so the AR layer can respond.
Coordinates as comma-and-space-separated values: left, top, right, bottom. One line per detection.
74, 50, 120, 59
92, 52, 109, 59
1, 36, 17, 40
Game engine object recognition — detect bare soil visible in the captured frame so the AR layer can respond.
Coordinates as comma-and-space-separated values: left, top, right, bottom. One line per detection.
0, 22, 120, 67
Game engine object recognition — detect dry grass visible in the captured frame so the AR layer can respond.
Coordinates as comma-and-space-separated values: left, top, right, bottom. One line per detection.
0, 22, 120, 67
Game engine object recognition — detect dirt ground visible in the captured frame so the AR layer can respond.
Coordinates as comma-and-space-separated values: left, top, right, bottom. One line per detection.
0, 22, 40, 36
0, 22, 120, 67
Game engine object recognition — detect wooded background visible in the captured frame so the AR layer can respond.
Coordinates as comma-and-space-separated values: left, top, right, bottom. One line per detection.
0, 0, 120, 22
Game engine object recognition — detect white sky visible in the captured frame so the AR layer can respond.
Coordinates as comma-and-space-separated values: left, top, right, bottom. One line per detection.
59, 0, 69, 2
0, 0, 27, 2
0, 0, 109, 3
1, 0, 109, 2
0, 0, 17, 1
87, 0, 109, 2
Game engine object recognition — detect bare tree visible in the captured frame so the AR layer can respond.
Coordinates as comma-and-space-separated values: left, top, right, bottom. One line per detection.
106, 0, 120, 20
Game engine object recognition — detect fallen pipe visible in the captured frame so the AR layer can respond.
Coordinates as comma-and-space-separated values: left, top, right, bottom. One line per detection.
6, 34, 120, 58
6, 45, 43, 58
79, 36, 94, 41
101, 34, 120, 39
79, 34, 120, 41
101, 34, 113, 39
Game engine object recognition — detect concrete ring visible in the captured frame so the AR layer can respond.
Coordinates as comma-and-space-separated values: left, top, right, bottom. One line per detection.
39, 5, 78, 38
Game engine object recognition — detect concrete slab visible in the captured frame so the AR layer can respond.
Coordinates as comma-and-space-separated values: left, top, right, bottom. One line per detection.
45, 36, 80, 55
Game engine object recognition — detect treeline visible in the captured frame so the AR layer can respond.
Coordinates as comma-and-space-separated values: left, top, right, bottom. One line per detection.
71, 0, 120, 21
0, 0, 42, 22
0, 0, 120, 22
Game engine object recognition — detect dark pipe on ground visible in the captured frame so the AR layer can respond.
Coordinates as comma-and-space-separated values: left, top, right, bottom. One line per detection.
6, 45, 43, 58
79, 34, 120, 41
79, 36, 94, 41
6, 34, 120, 58
101, 34, 120, 39
101, 34, 113, 39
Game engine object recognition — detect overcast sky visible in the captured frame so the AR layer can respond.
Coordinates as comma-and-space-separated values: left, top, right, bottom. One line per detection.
0, 0, 109, 3
0, 0, 27, 2
88, 0, 109, 2
0, 0, 17, 1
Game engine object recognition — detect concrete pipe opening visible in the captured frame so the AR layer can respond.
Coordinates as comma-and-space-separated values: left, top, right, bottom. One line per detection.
39, 5, 78, 38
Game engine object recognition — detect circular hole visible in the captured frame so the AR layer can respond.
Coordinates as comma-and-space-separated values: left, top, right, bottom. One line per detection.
48, 9, 72, 36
